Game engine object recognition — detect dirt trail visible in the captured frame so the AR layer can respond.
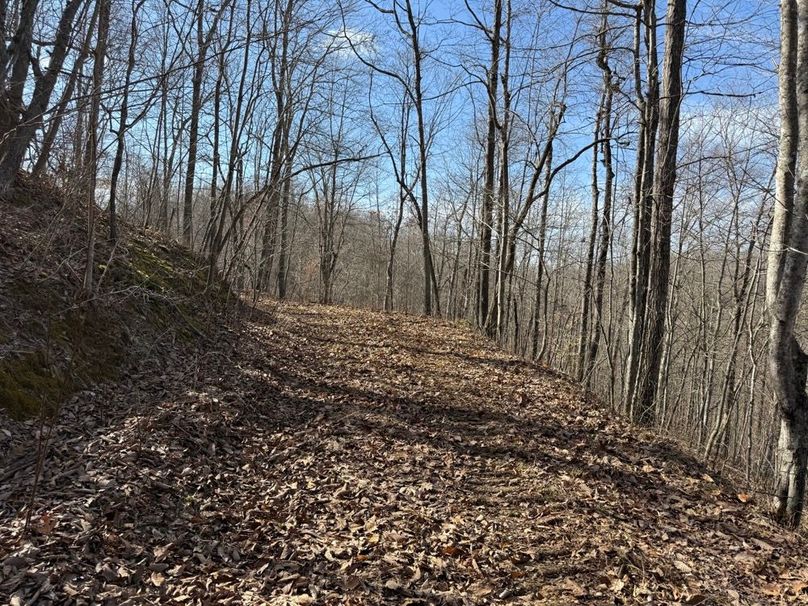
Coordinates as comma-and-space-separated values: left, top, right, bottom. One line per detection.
1, 302, 807, 604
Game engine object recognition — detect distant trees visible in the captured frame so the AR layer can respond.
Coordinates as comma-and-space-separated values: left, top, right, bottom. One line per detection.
343, 0, 440, 316
311, 75, 369, 305
368, 75, 415, 313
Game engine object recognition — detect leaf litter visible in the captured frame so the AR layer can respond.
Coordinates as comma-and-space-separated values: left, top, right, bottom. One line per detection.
2, 301, 808, 604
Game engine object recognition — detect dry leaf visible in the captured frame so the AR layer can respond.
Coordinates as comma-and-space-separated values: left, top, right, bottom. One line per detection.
38, 512, 56, 535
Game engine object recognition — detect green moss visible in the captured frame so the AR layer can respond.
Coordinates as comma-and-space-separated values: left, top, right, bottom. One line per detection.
0, 352, 70, 419
0, 311, 128, 419
126, 242, 172, 291
66, 310, 125, 383
2, 226, 232, 420
123, 239, 208, 297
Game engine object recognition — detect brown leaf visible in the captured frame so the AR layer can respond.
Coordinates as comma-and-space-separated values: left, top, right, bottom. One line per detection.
343, 576, 362, 591
439, 545, 462, 557
38, 512, 56, 535
761, 582, 782, 597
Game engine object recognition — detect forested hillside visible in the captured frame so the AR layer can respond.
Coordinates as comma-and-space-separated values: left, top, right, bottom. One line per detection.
4, 0, 808, 601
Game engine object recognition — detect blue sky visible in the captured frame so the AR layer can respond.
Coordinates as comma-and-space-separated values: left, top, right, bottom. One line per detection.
348, 0, 779, 214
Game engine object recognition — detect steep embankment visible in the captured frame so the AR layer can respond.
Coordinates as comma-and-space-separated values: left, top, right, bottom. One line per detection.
0, 180, 230, 426
2, 293, 807, 604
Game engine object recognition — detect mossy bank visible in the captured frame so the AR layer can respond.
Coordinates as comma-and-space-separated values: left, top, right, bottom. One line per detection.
0, 183, 232, 419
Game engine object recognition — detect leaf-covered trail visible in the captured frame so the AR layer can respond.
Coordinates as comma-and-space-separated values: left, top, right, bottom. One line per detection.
2, 302, 808, 604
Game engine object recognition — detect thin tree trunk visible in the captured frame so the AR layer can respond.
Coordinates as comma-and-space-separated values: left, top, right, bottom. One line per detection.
531, 146, 552, 361
182, 0, 230, 246
405, 0, 434, 316
477, 0, 502, 327
108, 0, 144, 242
586, 12, 614, 389
577, 106, 601, 382
491, 0, 511, 339
82, 0, 109, 296
276, 167, 291, 299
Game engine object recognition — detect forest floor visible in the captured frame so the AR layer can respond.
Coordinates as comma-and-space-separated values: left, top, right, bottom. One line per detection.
2, 301, 808, 605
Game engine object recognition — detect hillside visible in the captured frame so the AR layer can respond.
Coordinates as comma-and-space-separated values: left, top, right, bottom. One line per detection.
0, 181, 230, 427
2, 295, 807, 604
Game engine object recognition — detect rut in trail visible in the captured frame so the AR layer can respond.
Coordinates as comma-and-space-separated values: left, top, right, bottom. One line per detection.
2, 302, 807, 605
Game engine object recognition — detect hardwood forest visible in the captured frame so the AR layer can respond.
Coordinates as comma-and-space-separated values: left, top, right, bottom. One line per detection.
3, 0, 808, 603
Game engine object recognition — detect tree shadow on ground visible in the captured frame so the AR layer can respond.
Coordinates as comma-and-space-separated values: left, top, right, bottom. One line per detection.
0, 302, 774, 604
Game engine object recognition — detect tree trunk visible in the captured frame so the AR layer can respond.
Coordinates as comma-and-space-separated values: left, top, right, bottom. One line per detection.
32, 1, 97, 177
531, 146, 552, 361
769, 0, 808, 528
0, 0, 84, 191
586, 12, 614, 389
82, 0, 109, 296
385, 187, 406, 313
477, 0, 502, 328
577, 107, 601, 382
491, 0, 511, 339
405, 0, 434, 316
181, 0, 230, 246
631, 0, 685, 425
108, 0, 143, 242
624, 0, 659, 418
181, 1, 205, 247
276, 169, 291, 299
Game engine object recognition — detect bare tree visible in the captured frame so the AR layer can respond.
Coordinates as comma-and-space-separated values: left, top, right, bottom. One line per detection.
82, 0, 110, 295
181, 0, 231, 246
767, 0, 808, 528
473, 0, 502, 328
582, 0, 616, 388
627, 0, 686, 424
0, 0, 86, 191
108, 0, 147, 242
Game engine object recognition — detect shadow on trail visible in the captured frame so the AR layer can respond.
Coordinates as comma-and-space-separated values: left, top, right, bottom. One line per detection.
229, 312, 714, 520
0, 301, 755, 605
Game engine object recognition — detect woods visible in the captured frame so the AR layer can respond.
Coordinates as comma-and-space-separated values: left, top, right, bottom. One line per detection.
12, 0, 808, 601
1, 0, 807, 530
